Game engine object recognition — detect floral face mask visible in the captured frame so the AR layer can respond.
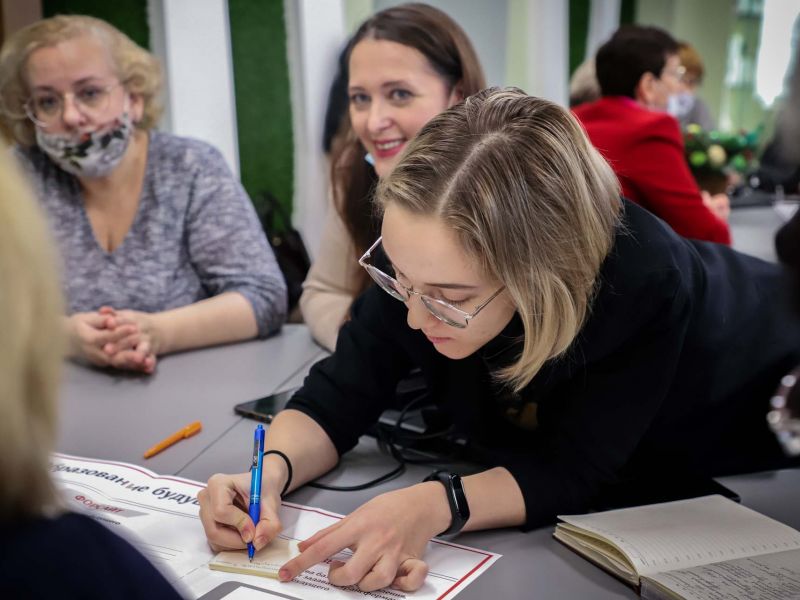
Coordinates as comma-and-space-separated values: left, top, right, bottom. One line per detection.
35, 111, 134, 178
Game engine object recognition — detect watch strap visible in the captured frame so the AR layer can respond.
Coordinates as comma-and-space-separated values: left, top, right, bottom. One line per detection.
423, 470, 470, 536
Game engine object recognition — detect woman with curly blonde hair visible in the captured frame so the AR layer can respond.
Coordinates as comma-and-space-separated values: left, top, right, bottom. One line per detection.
0, 15, 286, 374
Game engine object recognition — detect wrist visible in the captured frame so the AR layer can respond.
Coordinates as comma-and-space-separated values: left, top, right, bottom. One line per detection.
263, 452, 291, 497
417, 481, 454, 538
147, 312, 168, 354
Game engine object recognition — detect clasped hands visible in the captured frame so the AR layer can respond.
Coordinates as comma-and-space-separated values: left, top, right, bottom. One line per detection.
66, 305, 159, 373
198, 471, 446, 593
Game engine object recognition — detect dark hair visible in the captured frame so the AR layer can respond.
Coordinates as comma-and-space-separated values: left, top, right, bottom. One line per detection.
328, 2, 485, 291
595, 25, 678, 98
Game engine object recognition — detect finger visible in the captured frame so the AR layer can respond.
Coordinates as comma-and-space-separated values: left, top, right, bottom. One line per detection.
198, 499, 253, 552
109, 349, 150, 372
137, 338, 151, 355
298, 521, 343, 552
96, 324, 138, 348
392, 558, 428, 592
205, 474, 257, 544
142, 354, 157, 374
77, 312, 113, 329
104, 331, 140, 355
253, 501, 282, 550
98, 306, 117, 316
328, 551, 398, 592
82, 346, 111, 367
280, 526, 350, 582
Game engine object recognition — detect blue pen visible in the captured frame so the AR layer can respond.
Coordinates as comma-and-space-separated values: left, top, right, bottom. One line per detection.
248, 424, 265, 561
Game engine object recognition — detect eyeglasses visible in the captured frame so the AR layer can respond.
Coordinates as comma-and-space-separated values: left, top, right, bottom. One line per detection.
358, 236, 505, 329
25, 81, 123, 127
661, 64, 687, 83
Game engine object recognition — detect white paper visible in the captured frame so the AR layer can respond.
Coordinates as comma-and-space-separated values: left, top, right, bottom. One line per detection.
642, 548, 800, 600
51, 454, 501, 599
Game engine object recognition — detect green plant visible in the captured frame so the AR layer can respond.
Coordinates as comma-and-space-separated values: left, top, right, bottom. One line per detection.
683, 124, 760, 178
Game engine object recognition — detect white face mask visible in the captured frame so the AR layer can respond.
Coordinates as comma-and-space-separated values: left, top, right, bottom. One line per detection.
35, 111, 134, 178
667, 92, 696, 119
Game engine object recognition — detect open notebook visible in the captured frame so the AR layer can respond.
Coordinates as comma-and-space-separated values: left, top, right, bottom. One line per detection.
554, 495, 800, 600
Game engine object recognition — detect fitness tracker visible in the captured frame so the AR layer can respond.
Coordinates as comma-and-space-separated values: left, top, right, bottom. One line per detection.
423, 470, 470, 536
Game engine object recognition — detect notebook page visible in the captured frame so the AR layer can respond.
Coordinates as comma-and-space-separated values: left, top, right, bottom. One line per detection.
641, 548, 800, 600
558, 495, 800, 577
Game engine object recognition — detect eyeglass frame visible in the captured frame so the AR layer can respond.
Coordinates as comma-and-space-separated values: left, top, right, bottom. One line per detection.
24, 80, 125, 128
358, 236, 505, 329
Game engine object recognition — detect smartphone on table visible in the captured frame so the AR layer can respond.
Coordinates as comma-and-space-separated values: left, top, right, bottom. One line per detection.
233, 387, 300, 423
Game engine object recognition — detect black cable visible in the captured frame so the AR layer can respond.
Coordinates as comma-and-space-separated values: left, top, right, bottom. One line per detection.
306, 392, 462, 492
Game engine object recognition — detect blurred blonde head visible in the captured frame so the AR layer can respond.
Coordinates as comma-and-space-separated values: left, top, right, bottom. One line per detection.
677, 41, 704, 87
0, 14, 162, 146
378, 88, 621, 391
0, 149, 64, 520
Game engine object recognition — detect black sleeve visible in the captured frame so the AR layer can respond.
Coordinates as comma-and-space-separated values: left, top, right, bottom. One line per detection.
505, 270, 692, 529
287, 287, 414, 455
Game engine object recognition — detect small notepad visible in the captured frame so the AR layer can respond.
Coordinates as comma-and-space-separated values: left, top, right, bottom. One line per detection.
209, 537, 300, 579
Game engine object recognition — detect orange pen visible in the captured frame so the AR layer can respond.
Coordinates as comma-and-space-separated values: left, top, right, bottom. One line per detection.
143, 421, 202, 459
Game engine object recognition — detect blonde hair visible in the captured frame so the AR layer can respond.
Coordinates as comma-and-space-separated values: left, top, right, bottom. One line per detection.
0, 150, 64, 520
377, 88, 621, 392
677, 41, 704, 86
0, 14, 162, 146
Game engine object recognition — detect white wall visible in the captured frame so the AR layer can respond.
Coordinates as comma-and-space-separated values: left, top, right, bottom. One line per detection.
284, 0, 346, 257
522, 0, 569, 105
374, 0, 510, 87
147, 0, 240, 176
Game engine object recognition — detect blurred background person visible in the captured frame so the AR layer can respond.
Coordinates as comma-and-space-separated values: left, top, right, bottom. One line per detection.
300, 3, 486, 352
568, 57, 600, 108
0, 15, 286, 374
0, 149, 183, 598
573, 25, 731, 245
673, 41, 716, 131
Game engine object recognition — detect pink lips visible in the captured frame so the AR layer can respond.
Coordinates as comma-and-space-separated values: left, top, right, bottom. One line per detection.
425, 335, 451, 345
372, 139, 405, 159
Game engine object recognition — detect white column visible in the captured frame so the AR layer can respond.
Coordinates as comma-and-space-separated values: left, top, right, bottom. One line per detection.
524, 0, 569, 106
585, 0, 621, 58
284, 0, 346, 257
147, 0, 240, 177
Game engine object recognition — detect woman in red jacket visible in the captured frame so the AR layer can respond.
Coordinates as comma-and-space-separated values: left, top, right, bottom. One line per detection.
573, 25, 731, 245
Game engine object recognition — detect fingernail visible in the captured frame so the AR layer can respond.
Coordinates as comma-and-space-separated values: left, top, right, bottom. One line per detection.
242, 529, 253, 543
254, 535, 266, 548
278, 568, 290, 582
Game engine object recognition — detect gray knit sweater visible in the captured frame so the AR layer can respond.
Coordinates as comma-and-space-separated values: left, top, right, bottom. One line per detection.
15, 130, 287, 337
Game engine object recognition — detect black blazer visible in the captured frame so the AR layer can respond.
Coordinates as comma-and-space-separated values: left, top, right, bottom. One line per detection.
289, 201, 800, 528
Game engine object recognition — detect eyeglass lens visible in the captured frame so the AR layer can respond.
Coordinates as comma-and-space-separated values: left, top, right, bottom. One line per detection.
27, 84, 114, 124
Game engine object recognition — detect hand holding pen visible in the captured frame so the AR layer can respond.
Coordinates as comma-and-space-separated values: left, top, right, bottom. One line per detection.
196, 425, 293, 555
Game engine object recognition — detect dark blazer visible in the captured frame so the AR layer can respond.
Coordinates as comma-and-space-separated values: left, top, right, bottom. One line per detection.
288, 201, 799, 529
0, 512, 183, 599
573, 96, 731, 245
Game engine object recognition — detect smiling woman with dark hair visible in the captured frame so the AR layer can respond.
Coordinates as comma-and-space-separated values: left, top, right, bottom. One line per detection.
300, 2, 486, 351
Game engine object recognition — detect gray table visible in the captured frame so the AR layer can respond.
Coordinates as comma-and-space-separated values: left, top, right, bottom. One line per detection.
729, 204, 787, 262
58, 323, 800, 600
189, 409, 800, 600
56, 324, 325, 476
